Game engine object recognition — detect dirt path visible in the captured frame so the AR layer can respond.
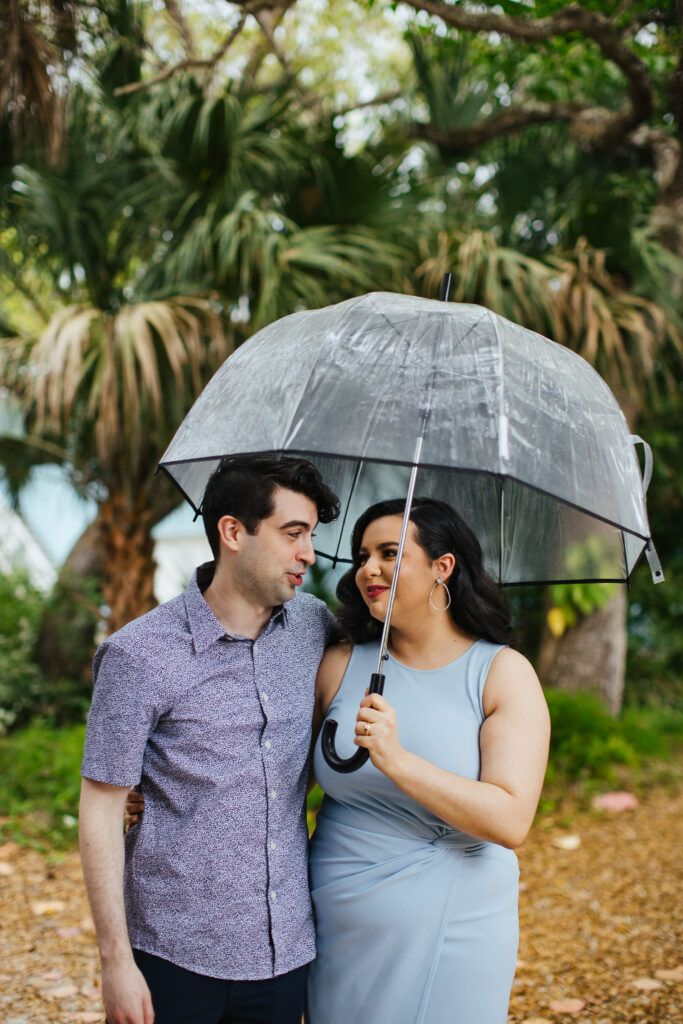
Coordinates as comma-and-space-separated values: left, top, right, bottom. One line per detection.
0, 788, 681, 1024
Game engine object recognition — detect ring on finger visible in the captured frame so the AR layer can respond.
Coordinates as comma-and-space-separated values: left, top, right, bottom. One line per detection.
364, 721, 371, 736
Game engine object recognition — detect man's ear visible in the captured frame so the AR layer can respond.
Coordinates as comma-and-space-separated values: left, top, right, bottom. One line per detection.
216, 515, 243, 553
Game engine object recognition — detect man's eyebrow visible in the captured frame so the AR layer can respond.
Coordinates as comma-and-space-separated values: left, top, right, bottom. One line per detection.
279, 520, 314, 530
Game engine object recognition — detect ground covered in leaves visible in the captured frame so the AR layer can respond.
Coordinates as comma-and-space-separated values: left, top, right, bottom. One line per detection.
0, 788, 681, 1024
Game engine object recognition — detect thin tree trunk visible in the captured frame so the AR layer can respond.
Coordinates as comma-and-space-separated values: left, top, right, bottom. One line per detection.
537, 587, 627, 714
34, 517, 106, 684
99, 492, 158, 635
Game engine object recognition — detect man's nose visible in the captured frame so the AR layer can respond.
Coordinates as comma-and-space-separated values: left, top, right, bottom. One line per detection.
298, 536, 316, 565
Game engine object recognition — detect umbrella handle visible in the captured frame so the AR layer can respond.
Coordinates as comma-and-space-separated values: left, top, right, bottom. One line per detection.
320, 672, 385, 773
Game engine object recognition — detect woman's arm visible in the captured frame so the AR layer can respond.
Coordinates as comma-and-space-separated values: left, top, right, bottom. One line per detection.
307, 643, 353, 791
353, 648, 550, 849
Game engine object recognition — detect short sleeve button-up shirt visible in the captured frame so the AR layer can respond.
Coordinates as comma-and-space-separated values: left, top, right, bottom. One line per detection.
81, 563, 337, 980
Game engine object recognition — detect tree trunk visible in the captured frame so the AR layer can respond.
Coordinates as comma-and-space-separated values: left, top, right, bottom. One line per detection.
34, 517, 106, 684
537, 587, 627, 714
99, 492, 158, 636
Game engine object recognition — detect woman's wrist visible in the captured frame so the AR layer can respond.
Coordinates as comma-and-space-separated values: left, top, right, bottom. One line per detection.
385, 747, 417, 789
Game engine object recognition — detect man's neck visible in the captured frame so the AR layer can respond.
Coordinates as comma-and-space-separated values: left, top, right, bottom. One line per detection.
202, 570, 275, 640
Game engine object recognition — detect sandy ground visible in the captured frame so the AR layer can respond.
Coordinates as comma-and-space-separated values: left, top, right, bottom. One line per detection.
0, 787, 681, 1024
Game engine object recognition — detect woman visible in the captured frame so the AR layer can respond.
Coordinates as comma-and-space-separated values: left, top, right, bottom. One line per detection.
306, 497, 550, 1024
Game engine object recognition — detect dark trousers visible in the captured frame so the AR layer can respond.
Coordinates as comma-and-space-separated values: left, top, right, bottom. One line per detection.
133, 950, 308, 1024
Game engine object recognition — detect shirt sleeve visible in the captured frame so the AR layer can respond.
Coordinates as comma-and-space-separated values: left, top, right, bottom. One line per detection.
322, 601, 345, 648
81, 641, 160, 787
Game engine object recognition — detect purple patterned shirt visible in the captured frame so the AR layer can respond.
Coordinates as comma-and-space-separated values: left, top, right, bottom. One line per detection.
81, 563, 336, 980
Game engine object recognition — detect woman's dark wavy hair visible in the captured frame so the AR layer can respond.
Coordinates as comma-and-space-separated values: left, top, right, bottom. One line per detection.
336, 497, 517, 648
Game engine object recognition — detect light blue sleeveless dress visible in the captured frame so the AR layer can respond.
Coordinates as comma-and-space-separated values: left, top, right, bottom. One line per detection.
307, 640, 519, 1024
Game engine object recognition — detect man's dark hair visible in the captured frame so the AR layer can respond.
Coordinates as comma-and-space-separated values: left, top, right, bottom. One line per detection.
201, 453, 340, 559
336, 497, 517, 648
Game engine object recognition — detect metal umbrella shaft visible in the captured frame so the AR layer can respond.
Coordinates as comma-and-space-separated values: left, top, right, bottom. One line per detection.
320, 446, 424, 772
321, 401, 433, 773
321, 294, 444, 774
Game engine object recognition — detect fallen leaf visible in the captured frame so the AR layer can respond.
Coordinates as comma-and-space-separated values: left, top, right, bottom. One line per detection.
80, 916, 96, 932
40, 970, 63, 981
31, 899, 66, 915
45, 983, 79, 999
551, 835, 581, 851
655, 966, 683, 981
631, 977, 663, 991
0, 862, 14, 875
68, 1014, 104, 1023
591, 791, 639, 811
80, 985, 100, 1000
548, 997, 586, 1013
523, 1019, 553, 1024
516, 958, 530, 969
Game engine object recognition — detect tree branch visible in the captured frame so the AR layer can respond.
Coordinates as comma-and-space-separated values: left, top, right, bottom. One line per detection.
163, 0, 198, 58
401, 1, 654, 147
114, 15, 246, 95
410, 101, 590, 155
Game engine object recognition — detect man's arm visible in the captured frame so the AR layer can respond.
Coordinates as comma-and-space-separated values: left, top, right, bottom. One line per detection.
79, 778, 155, 1024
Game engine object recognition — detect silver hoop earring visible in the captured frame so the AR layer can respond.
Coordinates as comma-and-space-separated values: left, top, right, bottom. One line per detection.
428, 577, 451, 612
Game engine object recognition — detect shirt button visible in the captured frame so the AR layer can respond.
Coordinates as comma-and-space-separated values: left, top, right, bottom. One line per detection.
270, 840, 276, 850
253, 642, 258, 651
264, 740, 271, 749
262, 693, 269, 702
270, 789, 277, 799
270, 890, 277, 900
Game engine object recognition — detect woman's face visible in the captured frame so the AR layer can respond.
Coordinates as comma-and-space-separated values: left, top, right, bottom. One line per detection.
355, 514, 439, 622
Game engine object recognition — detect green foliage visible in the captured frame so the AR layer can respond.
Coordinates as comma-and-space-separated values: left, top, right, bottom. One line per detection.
0, 571, 93, 732
307, 784, 325, 835
0, 723, 85, 850
0, 572, 47, 733
625, 395, 683, 708
544, 689, 683, 791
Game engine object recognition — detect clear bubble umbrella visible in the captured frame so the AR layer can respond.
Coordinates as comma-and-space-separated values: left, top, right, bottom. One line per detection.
159, 290, 663, 771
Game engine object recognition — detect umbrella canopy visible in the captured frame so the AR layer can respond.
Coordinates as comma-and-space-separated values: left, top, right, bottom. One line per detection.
160, 292, 662, 586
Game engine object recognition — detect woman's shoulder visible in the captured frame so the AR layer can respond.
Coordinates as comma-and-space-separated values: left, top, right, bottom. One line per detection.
315, 641, 355, 714
483, 645, 546, 715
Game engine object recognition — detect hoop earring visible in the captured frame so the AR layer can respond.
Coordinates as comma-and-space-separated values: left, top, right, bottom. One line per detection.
428, 577, 451, 612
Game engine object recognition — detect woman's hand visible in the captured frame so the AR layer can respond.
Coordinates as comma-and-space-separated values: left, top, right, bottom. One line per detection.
124, 788, 144, 829
354, 692, 406, 777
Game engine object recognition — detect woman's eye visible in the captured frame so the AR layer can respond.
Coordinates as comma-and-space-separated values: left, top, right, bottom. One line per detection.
384, 549, 398, 559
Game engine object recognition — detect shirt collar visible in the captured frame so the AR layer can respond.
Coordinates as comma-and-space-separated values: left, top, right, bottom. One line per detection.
185, 562, 288, 654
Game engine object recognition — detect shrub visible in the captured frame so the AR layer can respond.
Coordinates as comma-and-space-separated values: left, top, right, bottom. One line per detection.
0, 722, 85, 849
0, 572, 48, 733
545, 688, 683, 789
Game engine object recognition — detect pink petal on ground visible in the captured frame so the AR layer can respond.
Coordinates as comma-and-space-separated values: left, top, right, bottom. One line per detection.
56, 926, 82, 938
548, 997, 586, 1013
45, 983, 79, 998
655, 966, 683, 981
591, 791, 639, 811
631, 977, 663, 990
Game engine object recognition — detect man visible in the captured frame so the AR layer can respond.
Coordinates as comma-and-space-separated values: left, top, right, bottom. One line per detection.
79, 454, 340, 1024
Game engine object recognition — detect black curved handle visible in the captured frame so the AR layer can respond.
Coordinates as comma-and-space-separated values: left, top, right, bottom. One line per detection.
321, 672, 385, 773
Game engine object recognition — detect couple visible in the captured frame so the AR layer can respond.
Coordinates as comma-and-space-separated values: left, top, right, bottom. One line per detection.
79, 453, 550, 1024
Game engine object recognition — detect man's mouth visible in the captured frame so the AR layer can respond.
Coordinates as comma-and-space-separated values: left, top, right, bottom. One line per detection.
367, 585, 389, 599
287, 572, 305, 586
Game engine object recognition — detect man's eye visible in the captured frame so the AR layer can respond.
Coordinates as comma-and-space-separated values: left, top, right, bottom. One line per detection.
288, 531, 302, 539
